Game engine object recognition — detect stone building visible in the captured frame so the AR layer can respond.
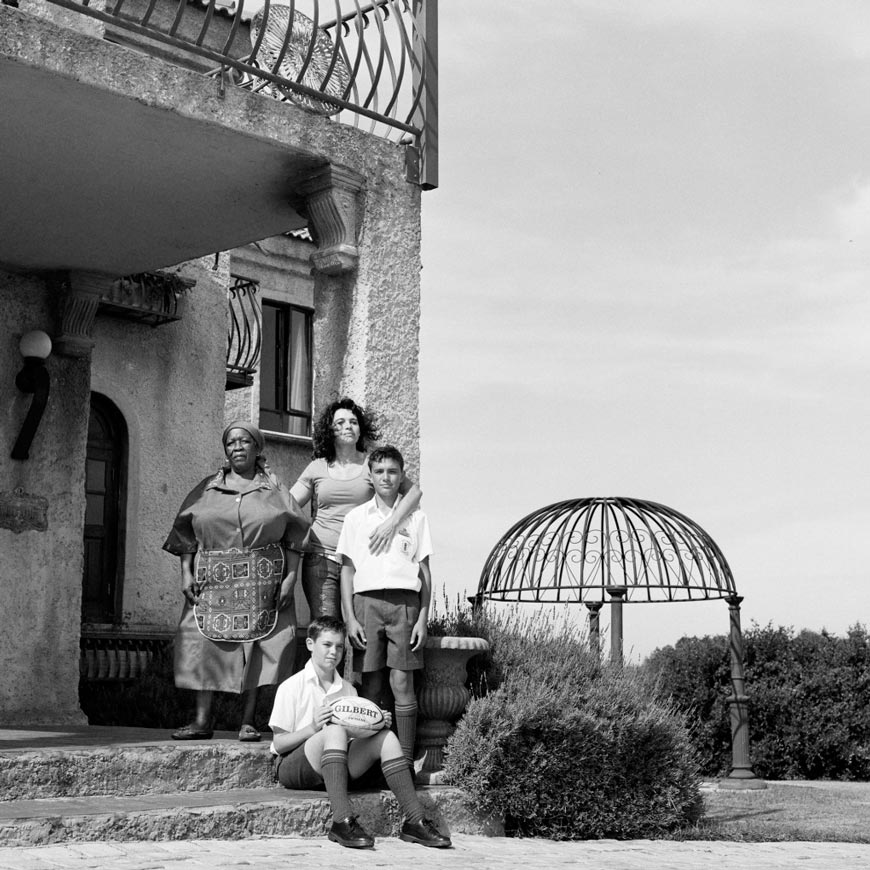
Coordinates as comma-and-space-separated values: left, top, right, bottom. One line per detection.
0, 0, 437, 724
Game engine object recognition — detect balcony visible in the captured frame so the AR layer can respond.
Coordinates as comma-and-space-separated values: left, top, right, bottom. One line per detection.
0, 0, 437, 276
226, 274, 262, 388
98, 271, 195, 326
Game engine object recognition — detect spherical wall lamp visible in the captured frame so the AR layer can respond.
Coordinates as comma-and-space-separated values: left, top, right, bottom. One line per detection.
11, 330, 53, 461
18, 329, 52, 362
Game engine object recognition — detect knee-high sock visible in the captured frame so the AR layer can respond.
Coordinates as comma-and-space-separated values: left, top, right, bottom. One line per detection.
382, 755, 424, 824
394, 701, 418, 763
320, 749, 354, 822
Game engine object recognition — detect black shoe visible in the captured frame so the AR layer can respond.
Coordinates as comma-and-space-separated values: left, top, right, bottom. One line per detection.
328, 816, 375, 849
170, 722, 213, 740
399, 818, 452, 848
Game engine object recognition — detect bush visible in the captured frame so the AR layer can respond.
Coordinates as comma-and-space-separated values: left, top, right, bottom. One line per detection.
641, 634, 732, 776
443, 608, 702, 839
427, 590, 487, 638
643, 622, 870, 781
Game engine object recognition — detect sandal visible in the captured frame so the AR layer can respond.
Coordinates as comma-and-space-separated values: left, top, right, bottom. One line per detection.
171, 722, 214, 740
238, 723, 262, 742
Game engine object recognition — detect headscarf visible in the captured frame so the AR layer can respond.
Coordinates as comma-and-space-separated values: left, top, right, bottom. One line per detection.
220, 420, 291, 496
222, 420, 265, 454
210, 421, 309, 544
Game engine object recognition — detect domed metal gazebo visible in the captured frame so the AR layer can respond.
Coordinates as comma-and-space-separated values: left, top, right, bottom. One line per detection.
476, 497, 764, 789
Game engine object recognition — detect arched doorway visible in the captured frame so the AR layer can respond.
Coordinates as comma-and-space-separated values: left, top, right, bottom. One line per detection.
82, 393, 128, 624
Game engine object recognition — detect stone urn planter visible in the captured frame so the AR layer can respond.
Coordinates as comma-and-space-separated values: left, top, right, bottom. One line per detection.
416, 635, 489, 784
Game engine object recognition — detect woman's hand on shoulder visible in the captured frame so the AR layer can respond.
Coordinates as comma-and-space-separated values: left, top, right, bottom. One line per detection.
368, 517, 398, 555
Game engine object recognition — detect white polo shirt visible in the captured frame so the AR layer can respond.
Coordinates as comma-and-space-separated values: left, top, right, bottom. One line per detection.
268, 658, 357, 754
335, 495, 433, 594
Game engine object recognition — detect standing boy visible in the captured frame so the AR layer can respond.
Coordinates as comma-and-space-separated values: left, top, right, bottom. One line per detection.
269, 615, 450, 849
336, 446, 431, 767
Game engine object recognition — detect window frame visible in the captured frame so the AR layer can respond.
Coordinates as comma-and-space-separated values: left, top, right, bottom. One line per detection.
259, 298, 314, 438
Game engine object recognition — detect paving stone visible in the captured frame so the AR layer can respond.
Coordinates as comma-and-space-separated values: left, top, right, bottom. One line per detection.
2, 836, 870, 870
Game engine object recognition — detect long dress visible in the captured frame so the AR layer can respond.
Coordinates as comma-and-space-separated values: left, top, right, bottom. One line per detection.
163, 465, 309, 693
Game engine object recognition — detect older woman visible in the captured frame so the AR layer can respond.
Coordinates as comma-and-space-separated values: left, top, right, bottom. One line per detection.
163, 421, 308, 741
290, 398, 421, 620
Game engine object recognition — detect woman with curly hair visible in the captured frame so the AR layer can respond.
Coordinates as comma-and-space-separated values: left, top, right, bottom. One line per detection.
290, 398, 421, 620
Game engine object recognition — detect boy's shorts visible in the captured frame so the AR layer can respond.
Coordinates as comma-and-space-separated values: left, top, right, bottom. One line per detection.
273, 743, 379, 790
352, 589, 424, 673
274, 744, 324, 790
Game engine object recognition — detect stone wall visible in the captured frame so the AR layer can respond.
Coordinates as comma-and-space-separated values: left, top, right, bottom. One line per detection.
90, 256, 229, 631
1, 270, 89, 725
2, 1, 424, 723
313, 173, 422, 478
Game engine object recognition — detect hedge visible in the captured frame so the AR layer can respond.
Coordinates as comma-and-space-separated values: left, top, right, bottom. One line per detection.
644, 623, 870, 780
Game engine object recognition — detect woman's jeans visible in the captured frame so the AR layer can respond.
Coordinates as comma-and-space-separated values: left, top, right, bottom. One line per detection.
301, 552, 341, 619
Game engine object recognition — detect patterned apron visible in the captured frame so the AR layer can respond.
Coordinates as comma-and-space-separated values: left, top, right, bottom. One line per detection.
193, 544, 285, 642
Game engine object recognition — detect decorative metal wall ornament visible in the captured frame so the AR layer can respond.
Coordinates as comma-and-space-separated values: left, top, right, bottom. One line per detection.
478, 497, 737, 604
0, 487, 49, 533
249, 6, 351, 115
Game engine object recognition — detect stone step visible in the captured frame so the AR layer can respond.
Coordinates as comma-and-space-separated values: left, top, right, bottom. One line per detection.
0, 726, 273, 800
0, 784, 501, 847
0, 726, 502, 845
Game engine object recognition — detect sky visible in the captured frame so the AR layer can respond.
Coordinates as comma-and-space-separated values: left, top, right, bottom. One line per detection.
417, 1, 870, 661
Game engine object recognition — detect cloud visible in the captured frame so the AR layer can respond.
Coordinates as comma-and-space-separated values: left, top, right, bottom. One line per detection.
576, 0, 870, 58
420, 3, 870, 660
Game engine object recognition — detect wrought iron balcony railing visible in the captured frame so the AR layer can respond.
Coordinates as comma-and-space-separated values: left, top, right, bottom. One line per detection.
98, 271, 194, 326
80, 629, 173, 681
40, 0, 438, 188
226, 274, 262, 389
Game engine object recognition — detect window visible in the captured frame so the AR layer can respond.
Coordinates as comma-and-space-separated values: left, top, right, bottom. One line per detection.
260, 300, 313, 437
82, 393, 127, 624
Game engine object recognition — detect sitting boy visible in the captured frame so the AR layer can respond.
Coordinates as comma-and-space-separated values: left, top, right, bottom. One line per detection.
336, 446, 431, 766
269, 615, 450, 850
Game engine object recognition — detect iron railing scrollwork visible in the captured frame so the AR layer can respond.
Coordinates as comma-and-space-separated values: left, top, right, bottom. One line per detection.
478, 497, 738, 605
98, 271, 194, 326
41, 0, 438, 188
226, 274, 262, 389
80, 631, 173, 681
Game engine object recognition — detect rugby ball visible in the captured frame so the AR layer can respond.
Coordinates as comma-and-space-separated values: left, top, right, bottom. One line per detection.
330, 696, 386, 739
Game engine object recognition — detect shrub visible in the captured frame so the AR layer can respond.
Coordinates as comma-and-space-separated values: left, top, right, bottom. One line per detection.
642, 634, 732, 776
443, 608, 702, 839
643, 622, 870, 781
427, 590, 486, 638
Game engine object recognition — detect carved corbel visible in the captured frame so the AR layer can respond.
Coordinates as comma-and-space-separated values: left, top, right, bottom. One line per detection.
298, 165, 365, 275
54, 271, 115, 357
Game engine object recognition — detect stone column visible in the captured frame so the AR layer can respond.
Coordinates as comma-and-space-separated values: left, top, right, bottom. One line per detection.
720, 595, 766, 789
304, 161, 422, 474
585, 601, 603, 661
299, 164, 364, 276
606, 586, 627, 668
0, 269, 90, 725
54, 270, 115, 358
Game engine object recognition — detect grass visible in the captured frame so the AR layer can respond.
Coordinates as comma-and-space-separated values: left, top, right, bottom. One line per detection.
671, 780, 870, 843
